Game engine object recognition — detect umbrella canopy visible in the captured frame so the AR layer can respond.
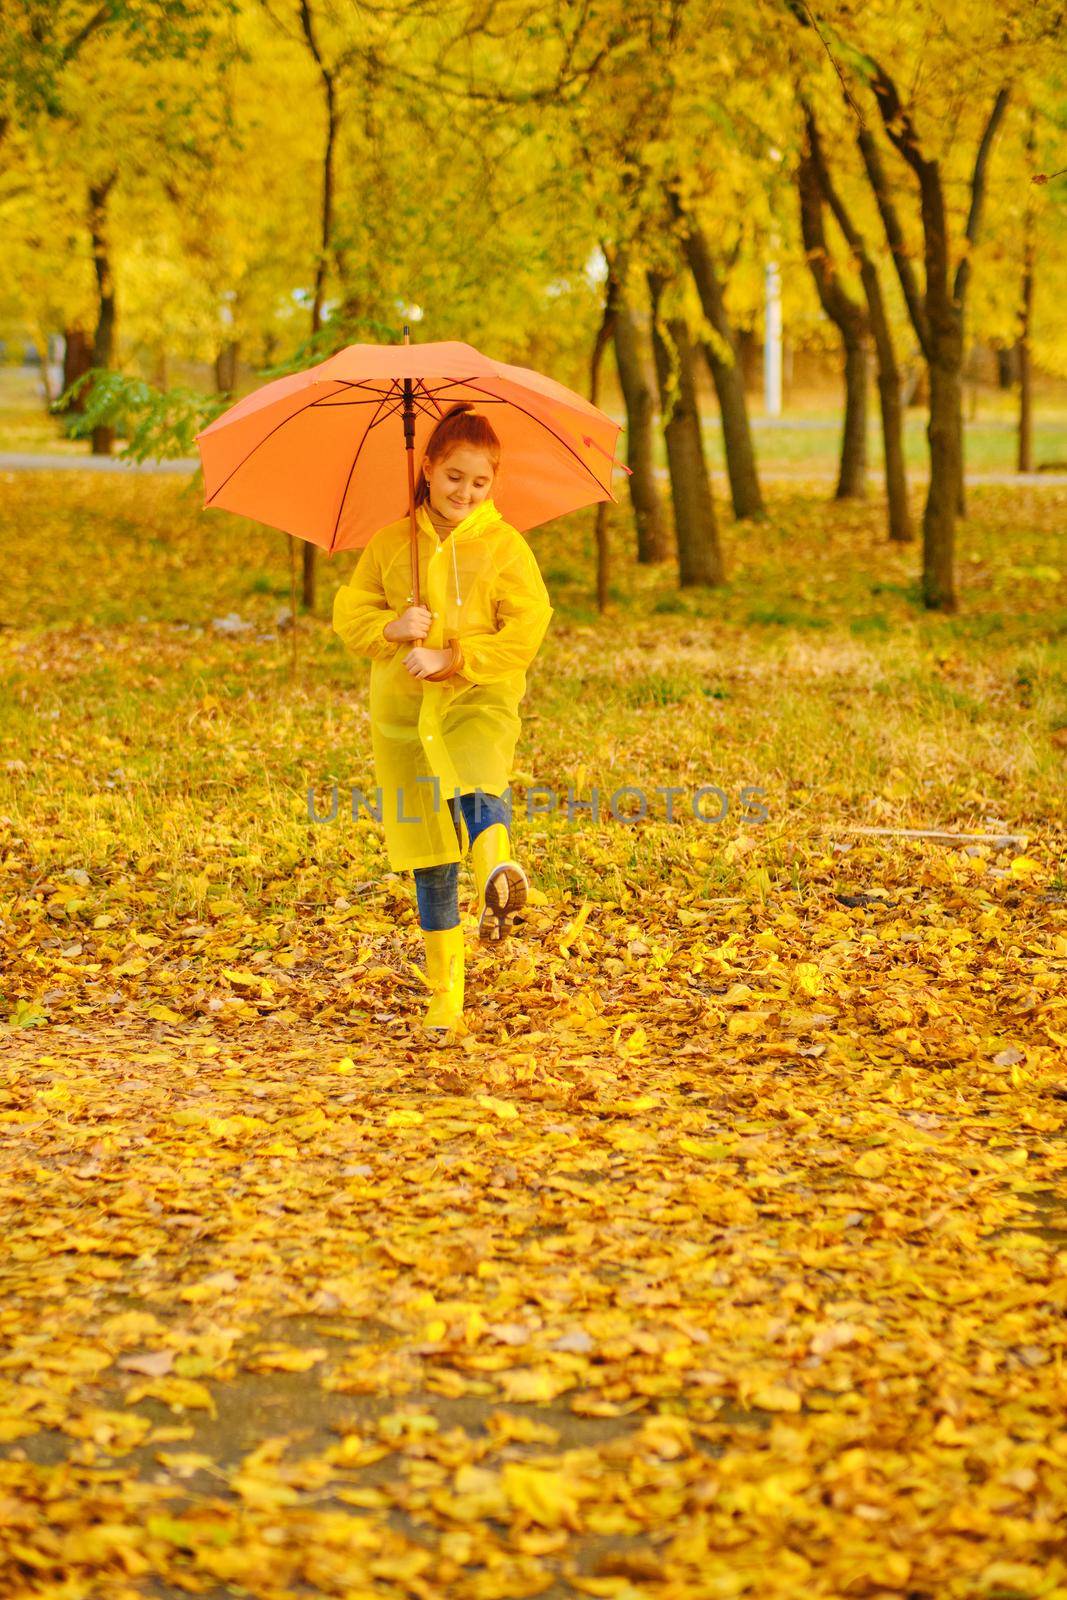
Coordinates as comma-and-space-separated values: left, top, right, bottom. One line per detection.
195, 338, 625, 554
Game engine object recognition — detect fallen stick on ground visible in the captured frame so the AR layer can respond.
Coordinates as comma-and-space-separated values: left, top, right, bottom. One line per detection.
842, 827, 1029, 847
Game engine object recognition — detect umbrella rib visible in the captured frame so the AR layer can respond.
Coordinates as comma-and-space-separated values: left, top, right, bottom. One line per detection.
361, 375, 505, 427
331, 374, 508, 413
418, 377, 449, 420
303, 377, 420, 418
308, 394, 416, 407
333, 377, 437, 428
410, 376, 512, 414
308, 393, 507, 411
203, 377, 428, 519
308, 375, 507, 421
327, 386, 398, 556
325, 374, 507, 552
375, 388, 430, 427
452, 380, 614, 500
205, 368, 613, 548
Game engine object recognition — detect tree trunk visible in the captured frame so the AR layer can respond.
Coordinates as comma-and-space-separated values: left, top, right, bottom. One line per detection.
666, 189, 764, 520
594, 504, 610, 612
856, 68, 1009, 609
591, 251, 618, 611
88, 173, 117, 456
297, 0, 343, 615
300, 0, 338, 342
996, 345, 1016, 389
612, 292, 670, 563
301, 541, 316, 612
61, 326, 93, 413
1018, 110, 1037, 474
311, 73, 338, 337
699, 327, 767, 517
802, 104, 910, 536
838, 337, 869, 498
875, 354, 911, 542
647, 272, 724, 588
1018, 260, 1033, 474
214, 341, 239, 394
795, 149, 870, 499
924, 355, 962, 610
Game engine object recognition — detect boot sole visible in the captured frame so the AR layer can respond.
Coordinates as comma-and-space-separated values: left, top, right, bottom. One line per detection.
478, 862, 528, 942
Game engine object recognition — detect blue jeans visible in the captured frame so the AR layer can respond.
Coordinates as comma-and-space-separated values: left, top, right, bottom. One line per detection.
414, 789, 512, 931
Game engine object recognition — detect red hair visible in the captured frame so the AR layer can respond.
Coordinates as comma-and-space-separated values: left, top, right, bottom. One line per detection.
414, 402, 501, 508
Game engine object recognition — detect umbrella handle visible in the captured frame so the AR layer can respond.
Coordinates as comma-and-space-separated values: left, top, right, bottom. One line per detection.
402, 339, 425, 644
406, 444, 422, 634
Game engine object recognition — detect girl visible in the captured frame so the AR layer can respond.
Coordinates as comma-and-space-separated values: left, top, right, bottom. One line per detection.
332, 403, 554, 1037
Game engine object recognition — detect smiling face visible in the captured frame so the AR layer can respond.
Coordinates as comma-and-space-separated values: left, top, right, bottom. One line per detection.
424, 445, 496, 525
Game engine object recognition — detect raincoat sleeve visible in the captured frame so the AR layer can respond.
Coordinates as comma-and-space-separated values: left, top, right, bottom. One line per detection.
459, 536, 554, 686
331, 535, 402, 663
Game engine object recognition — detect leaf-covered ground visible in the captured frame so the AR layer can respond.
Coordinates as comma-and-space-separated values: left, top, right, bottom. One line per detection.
1, 473, 1065, 1599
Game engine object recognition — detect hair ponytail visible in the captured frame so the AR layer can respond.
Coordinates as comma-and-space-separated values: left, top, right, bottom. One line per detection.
414, 402, 501, 508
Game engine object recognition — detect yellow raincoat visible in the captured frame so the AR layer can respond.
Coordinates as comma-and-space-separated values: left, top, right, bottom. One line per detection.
332, 497, 553, 871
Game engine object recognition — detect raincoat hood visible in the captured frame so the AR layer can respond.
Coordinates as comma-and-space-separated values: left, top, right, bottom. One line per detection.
415, 495, 501, 543
414, 496, 503, 611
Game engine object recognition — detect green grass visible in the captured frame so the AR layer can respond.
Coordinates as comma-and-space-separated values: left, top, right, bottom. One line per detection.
1, 469, 1063, 927
698, 414, 1067, 475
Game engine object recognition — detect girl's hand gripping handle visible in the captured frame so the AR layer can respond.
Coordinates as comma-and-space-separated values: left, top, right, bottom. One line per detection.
384, 604, 432, 645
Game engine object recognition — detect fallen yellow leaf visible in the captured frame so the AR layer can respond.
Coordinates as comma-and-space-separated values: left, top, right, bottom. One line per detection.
503, 1462, 582, 1529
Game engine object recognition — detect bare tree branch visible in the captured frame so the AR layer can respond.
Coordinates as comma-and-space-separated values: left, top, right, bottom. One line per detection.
856, 123, 930, 356
955, 85, 1011, 304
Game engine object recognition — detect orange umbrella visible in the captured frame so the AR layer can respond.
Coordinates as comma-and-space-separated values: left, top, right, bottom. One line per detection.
195, 328, 629, 608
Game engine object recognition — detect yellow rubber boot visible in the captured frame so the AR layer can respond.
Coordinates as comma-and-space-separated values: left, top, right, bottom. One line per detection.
421, 924, 465, 1034
470, 823, 528, 942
